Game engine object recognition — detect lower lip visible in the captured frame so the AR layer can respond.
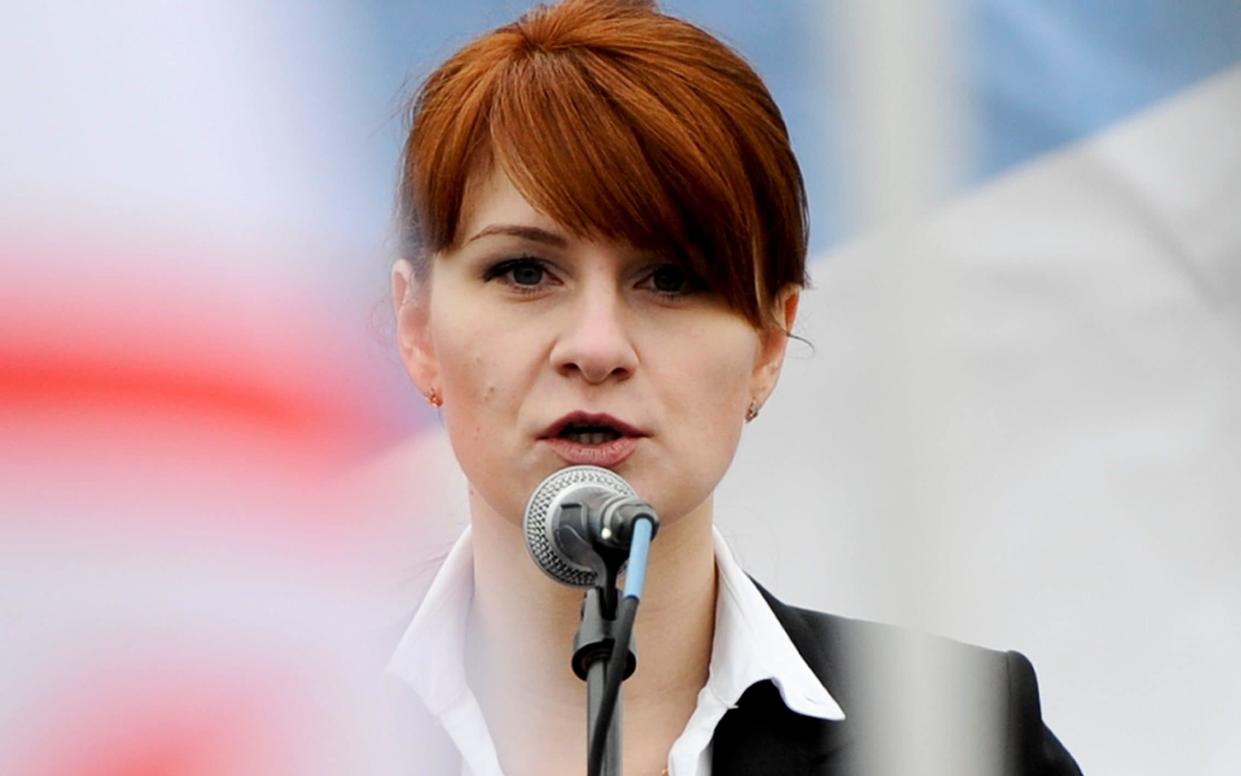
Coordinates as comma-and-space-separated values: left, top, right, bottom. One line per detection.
542, 436, 641, 467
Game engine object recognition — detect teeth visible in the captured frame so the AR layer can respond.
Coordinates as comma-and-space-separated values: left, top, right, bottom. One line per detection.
567, 431, 620, 445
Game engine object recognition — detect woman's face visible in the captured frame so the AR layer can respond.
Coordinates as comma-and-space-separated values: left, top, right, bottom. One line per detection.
393, 168, 796, 528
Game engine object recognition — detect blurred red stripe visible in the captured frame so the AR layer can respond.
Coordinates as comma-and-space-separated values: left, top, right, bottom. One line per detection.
1, 229, 404, 459
0, 229, 430, 546
1, 353, 314, 436
5, 651, 316, 776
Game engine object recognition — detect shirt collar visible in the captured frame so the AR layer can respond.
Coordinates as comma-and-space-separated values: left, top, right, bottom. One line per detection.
707, 529, 844, 720
387, 529, 507, 776
388, 528, 475, 715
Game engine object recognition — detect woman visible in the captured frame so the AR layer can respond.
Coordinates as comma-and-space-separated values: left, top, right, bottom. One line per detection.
387, 1, 1081, 774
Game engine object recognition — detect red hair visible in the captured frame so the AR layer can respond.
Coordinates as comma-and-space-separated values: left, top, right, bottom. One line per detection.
399, 0, 807, 328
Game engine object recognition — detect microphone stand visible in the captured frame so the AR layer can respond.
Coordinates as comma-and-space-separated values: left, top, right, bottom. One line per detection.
530, 481, 657, 776
569, 551, 636, 776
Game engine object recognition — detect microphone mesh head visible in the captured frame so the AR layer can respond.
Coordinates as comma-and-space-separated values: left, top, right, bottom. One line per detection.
523, 465, 636, 587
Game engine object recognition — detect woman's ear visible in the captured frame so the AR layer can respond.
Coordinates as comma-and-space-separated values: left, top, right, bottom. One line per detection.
749, 284, 801, 408
391, 259, 439, 395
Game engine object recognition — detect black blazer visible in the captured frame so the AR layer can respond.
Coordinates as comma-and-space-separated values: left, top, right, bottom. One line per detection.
711, 583, 1082, 775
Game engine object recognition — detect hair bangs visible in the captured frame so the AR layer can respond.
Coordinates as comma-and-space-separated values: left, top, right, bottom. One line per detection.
487, 46, 759, 321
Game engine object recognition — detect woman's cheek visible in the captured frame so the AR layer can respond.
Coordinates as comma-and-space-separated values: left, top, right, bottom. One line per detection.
699, 334, 758, 411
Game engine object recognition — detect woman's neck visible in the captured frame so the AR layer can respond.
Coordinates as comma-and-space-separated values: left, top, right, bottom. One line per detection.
465, 486, 717, 776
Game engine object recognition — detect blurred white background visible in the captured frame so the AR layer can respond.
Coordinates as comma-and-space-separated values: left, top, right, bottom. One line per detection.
3, 2, 1238, 773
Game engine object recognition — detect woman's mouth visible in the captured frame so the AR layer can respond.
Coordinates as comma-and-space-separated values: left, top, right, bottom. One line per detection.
540, 413, 646, 467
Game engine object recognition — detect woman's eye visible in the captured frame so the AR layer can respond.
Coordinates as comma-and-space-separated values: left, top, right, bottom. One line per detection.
509, 262, 544, 286
484, 257, 551, 292
643, 264, 696, 297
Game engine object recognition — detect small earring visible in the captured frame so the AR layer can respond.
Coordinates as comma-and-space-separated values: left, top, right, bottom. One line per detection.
424, 387, 442, 408
745, 400, 760, 422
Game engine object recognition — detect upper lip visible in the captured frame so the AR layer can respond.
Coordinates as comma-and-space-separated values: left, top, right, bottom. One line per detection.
540, 411, 649, 439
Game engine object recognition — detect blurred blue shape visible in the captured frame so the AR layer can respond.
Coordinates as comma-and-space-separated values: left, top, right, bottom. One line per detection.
969, 0, 1241, 180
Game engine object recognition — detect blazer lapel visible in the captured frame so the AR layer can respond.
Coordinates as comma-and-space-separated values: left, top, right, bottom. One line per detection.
711, 680, 852, 775
710, 582, 858, 775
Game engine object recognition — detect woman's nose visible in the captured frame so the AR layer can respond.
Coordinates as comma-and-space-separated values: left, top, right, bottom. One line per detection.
548, 289, 638, 384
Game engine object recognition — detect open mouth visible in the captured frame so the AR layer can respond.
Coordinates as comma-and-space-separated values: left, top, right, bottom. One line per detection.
542, 412, 643, 466
557, 423, 624, 446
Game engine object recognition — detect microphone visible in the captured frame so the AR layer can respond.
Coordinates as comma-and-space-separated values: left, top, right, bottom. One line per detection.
524, 465, 660, 776
523, 465, 659, 587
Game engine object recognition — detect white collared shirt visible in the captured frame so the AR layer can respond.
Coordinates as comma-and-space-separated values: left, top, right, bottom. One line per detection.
388, 527, 844, 776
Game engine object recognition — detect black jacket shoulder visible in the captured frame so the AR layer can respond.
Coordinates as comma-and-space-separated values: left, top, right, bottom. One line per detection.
711, 583, 1081, 775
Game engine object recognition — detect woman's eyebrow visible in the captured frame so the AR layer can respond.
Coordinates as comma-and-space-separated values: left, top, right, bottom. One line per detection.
467, 224, 568, 247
